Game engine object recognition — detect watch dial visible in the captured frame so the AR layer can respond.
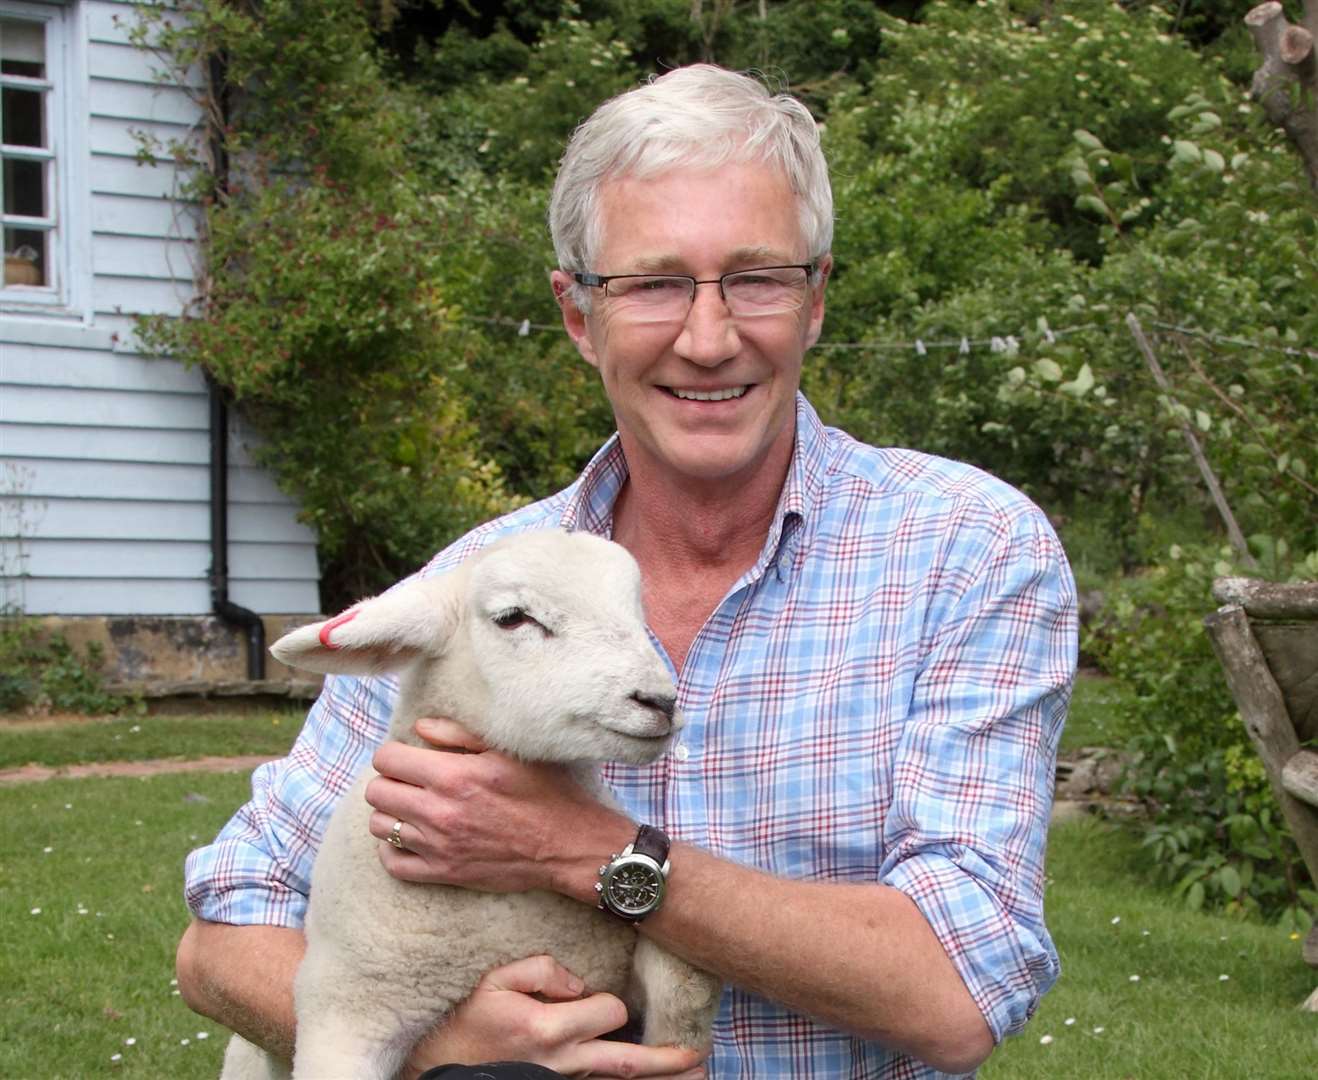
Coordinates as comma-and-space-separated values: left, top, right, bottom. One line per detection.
607, 863, 662, 914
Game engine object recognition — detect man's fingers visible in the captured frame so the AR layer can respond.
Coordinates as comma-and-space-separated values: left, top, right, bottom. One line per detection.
481, 954, 588, 1002
577, 1040, 707, 1079
534, 991, 630, 1047
363, 773, 430, 829
370, 730, 491, 791
414, 716, 488, 753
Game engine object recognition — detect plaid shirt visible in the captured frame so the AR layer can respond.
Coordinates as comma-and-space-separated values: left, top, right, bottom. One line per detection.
186, 394, 1076, 1078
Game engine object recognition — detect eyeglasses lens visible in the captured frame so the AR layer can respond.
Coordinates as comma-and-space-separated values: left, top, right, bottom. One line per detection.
606, 268, 809, 322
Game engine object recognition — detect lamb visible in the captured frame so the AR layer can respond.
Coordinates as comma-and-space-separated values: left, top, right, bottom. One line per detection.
220, 529, 722, 1080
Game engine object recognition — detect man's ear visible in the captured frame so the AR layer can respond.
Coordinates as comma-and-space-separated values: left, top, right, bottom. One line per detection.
803, 255, 832, 352
270, 576, 463, 676
550, 269, 601, 369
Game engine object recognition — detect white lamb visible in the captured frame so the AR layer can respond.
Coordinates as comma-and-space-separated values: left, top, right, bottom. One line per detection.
220, 529, 721, 1080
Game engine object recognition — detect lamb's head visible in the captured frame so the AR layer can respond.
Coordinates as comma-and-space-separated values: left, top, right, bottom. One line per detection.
270, 530, 680, 766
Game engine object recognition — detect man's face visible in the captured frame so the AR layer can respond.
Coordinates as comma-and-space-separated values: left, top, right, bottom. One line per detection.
553, 162, 828, 493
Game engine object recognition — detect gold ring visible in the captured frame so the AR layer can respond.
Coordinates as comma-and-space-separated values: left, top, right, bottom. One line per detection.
387, 819, 406, 850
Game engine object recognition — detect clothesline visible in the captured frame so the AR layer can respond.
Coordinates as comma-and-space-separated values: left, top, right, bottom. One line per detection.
459, 313, 1316, 359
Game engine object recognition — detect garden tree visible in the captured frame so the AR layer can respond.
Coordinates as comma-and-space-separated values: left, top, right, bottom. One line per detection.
812, 0, 1316, 925
1245, 0, 1318, 187
132, 0, 523, 606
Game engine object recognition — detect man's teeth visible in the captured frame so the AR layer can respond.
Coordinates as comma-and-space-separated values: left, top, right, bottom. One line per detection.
671, 386, 747, 402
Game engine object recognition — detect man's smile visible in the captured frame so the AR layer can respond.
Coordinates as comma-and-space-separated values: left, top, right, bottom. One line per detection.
666, 385, 750, 402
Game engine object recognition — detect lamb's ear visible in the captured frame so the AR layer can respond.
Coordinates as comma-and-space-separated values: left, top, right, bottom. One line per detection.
270, 576, 463, 676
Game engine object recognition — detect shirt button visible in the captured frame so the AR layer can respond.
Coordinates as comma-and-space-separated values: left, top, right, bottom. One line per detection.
674, 744, 690, 762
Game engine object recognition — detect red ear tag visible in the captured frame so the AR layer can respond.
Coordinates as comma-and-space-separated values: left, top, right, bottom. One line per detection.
318, 609, 359, 650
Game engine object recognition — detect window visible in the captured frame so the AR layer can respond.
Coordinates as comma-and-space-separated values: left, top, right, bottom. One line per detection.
1, 6, 64, 300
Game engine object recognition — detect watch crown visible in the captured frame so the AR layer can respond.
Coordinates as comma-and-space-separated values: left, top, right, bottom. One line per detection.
594, 882, 603, 894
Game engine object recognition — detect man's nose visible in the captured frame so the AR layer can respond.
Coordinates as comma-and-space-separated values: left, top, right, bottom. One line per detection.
675, 281, 739, 365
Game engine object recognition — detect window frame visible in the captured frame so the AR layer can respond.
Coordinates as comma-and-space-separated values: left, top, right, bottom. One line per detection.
1, 0, 83, 315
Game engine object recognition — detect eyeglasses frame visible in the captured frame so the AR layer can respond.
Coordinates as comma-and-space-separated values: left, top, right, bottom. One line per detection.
571, 263, 819, 316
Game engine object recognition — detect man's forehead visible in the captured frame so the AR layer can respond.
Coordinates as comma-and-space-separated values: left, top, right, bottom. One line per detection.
627, 245, 794, 274
590, 161, 807, 274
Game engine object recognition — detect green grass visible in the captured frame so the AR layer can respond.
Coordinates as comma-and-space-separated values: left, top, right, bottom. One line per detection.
0, 710, 301, 770
1061, 673, 1130, 754
3, 772, 1315, 1078
0, 772, 251, 1079
984, 818, 1316, 1079
2, 708, 1313, 1078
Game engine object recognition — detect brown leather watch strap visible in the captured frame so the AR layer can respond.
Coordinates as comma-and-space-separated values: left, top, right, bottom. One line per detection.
632, 824, 670, 864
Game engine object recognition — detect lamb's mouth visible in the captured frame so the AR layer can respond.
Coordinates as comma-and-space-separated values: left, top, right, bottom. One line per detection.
598, 718, 672, 741
667, 386, 748, 402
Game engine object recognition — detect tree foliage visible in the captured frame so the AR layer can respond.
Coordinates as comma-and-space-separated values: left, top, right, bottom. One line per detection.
133, 0, 1315, 918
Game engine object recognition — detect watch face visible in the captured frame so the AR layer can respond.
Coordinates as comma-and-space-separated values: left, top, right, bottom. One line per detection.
604, 859, 664, 916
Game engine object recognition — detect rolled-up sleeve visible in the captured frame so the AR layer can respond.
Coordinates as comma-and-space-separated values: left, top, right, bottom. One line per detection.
880, 507, 1076, 1041
184, 671, 398, 927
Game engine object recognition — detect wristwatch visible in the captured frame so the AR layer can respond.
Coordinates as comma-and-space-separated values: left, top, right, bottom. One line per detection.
595, 824, 671, 923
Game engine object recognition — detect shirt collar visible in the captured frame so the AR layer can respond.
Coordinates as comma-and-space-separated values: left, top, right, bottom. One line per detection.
758, 392, 829, 582
556, 434, 628, 538
556, 392, 830, 581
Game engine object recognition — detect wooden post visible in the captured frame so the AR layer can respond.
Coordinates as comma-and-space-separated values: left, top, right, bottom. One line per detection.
1282, 750, 1318, 807
1214, 577, 1318, 618
1245, 1, 1318, 189
1126, 314, 1259, 569
1203, 605, 1318, 888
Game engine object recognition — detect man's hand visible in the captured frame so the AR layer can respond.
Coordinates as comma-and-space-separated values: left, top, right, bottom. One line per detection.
402, 955, 707, 1080
364, 718, 632, 896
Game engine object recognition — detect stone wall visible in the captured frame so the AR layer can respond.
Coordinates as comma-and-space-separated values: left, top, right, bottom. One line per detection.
27, 613, 323, 699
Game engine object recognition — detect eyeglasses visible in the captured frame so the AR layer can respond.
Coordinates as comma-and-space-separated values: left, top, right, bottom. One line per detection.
573, 264, 817, 323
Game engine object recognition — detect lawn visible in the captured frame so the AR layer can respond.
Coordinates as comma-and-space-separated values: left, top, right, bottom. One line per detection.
0, 709, 302, 771
983, 818, 1316, 1079
0, 771, 250, 1078
1, 694, 1314, 1078
1058, 673, 1126, 754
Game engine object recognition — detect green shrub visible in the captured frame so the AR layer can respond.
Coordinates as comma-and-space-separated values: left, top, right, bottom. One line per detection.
0, 620, 135, 716
1085, 543, 1316, 927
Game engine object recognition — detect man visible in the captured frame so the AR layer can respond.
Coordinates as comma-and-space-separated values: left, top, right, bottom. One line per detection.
179, 65, 1076, 1079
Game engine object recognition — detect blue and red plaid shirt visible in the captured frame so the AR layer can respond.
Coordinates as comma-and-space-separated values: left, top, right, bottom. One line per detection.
186, 394, 1077, 1078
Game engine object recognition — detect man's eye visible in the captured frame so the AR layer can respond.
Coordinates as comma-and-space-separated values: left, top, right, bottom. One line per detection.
634, 277, 685, 292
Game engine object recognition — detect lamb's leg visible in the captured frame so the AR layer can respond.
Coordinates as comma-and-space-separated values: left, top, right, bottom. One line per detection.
290, 1009, 419, 1080
629, 937, 722, 1052
220, 1033, 291, 1080
290, 942, 444, 1080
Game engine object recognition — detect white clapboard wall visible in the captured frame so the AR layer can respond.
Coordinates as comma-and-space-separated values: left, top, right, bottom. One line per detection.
1, 0, 320, 616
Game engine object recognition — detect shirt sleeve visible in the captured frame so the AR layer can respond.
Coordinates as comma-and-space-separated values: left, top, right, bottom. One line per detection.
183, 670, 398, 927
879, 503, 1077, 1042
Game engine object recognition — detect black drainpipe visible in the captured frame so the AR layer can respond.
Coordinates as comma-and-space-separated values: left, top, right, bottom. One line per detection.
204, 50, 263, 680
209, 375, 265, 680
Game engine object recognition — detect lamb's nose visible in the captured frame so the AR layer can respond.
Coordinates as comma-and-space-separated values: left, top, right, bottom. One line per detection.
630, 690, 676, 723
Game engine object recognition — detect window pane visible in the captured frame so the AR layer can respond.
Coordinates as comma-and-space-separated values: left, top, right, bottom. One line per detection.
1, 19, 53, 293
2, 85, 46, 147
4, 225, 45, 286
3, 156, 44, 216
0, 19, 45, 74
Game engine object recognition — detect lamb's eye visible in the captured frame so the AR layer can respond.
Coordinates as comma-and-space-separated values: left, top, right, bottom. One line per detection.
492, 608, 534, 630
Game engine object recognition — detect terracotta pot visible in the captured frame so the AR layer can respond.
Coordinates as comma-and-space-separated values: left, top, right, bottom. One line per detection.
4, 255, 41, 286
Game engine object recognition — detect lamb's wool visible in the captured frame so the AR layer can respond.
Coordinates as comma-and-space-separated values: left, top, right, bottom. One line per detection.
220, 531, 720, 1080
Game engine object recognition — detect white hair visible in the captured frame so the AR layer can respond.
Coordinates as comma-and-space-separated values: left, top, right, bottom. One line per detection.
549, 64, 833, 311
